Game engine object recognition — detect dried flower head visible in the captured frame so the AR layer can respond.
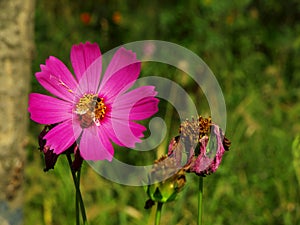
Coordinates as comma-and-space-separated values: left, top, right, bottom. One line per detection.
169, 116, 231, 176
144, 116, 230, 207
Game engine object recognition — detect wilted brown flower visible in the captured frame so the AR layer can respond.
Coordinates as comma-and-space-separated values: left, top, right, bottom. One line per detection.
168, 116, 231, 176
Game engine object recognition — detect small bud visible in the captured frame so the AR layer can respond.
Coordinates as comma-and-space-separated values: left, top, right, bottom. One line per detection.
71, 145, 84, 172
38, 125, 59, 172
145, 156, 186, 208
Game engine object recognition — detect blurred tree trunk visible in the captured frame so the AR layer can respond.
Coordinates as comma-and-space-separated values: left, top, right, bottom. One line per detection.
0, 0, 35, 224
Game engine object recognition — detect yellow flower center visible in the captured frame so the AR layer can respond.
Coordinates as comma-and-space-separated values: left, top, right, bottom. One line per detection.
75, 94, 107, 128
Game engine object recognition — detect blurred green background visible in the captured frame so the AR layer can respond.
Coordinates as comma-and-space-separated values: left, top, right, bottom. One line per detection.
26, 0, 300, 224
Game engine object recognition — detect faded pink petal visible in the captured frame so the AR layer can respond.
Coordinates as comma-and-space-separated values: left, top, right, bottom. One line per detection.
36, 56, 77, 101
189, 136, 212, 174
28, 93, 73, 124
71, 42, 102, 82
199, 136, 209, 156
166, 118, 230, 176
100, 48, 140, 90
189, 126, 226, 175
44, 120, 80, 155
167, 136, 184, 166
80, 126, 113, 161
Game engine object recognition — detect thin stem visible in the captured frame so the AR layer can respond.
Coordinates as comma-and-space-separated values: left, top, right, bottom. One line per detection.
75, 191, 80, 225
77, 168, 87, 225
75, 169, 80, 224
66, 154, 88, 224
198, 176, 203, 225
155, 202, 163, 225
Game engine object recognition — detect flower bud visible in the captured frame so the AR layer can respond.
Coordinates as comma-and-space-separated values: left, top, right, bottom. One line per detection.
144, 156, 186, 208
38, 125, 59, 172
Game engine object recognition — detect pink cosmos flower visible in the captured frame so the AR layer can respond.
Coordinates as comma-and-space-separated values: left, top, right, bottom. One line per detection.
28, 42, 159, 161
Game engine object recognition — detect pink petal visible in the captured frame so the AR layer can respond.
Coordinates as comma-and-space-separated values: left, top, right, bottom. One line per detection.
100, 63, 141, 100
101, 118, 145, 147
28, 93, 73, 124
36, 56, 78, 101
101, 121, 124, 146
44, 120, 80, 154
109, 118, 146, 147
130, 121, 146, 138
71, 42, 102, 81
101, 47, 139, 85
129, 97, 159, 120
110, 86, 158, 120
102, 86, 158, 147
75, 58, 103, 95
71, 42, 102, 94
79, 126, 114, 161
110, 86, 157, 107
99, 48, 141, 100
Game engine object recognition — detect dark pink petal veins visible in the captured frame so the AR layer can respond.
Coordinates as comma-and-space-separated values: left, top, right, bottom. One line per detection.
28, 93, 73, 124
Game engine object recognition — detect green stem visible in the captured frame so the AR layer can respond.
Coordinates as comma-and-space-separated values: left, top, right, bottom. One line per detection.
66, 154, 88, 225
75, 191, 80, 225
155, 202, 163, 225
75, 169, 80, 225
198, 176, 203, 225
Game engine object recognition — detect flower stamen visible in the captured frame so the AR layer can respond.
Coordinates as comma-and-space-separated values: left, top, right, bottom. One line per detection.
50, 75, 74, 93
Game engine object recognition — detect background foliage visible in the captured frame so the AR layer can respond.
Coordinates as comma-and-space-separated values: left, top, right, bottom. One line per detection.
26, 0, 300, 224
